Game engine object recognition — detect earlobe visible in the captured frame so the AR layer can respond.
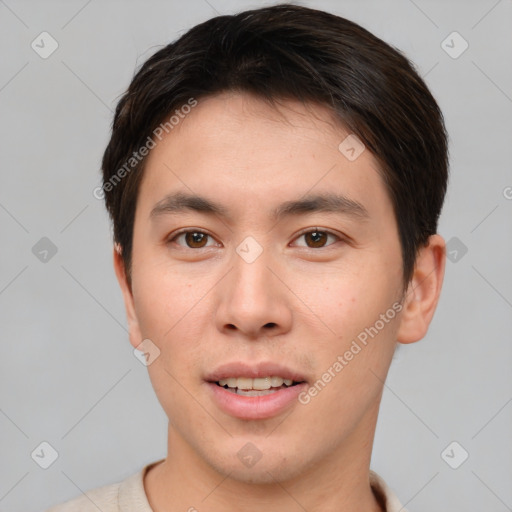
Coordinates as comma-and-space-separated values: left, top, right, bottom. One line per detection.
113, 245, 143, 349
396, 234, 446, 344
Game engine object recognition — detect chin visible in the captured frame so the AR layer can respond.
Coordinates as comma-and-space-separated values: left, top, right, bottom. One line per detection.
202, 442, 312, 485
218, 459, 303, 485
228, 468, 288, 485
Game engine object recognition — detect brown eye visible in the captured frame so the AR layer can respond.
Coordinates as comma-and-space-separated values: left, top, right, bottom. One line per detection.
184, 232, 208, 248
293, 229, 340, 249
304, 231, 328, 248
170, 230, 216, 249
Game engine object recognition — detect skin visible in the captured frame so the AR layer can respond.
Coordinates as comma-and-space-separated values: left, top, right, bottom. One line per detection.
114, 92, 446, 512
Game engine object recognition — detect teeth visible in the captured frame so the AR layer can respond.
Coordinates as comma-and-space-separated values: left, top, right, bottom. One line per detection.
217, 376, 296, 390
271, 376, 284, 387
253, 377, 271, 390
237, 377, 253, 390
226, 377, 237, 388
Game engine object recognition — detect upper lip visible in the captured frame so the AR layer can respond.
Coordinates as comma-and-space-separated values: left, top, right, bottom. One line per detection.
205, 361, 308, 383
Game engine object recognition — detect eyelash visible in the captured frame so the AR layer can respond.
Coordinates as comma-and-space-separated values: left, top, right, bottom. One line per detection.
167, 228, 344, 250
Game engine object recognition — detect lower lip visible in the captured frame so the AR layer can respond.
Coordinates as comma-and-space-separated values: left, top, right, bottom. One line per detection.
206, 382, 308, 420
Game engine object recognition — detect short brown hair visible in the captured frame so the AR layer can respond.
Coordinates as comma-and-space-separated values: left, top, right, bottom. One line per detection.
101, 3, 449, 289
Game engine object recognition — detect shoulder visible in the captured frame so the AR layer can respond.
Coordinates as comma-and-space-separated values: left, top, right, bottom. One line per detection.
44, 461, 160, 512
45, 459, 164, 512
45, 479, 121, 512
369, 469, 408, 512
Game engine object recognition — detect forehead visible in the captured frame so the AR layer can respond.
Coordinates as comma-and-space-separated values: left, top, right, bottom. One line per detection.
136, 92, 393, 225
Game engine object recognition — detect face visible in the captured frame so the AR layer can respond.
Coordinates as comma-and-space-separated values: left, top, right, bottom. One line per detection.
119, 92, 409, 483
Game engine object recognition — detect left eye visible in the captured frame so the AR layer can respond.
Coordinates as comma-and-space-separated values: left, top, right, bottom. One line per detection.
292, 229, 340, 249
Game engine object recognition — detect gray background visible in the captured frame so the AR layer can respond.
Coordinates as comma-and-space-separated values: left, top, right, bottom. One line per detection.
1, 0, 511, 510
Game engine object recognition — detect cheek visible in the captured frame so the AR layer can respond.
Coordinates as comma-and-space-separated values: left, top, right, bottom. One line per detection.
298, 256, 399, 332
297, 299, 399, 434
297, 261, 401, 395
131, 265, 218, 394
132, 262, 206, 339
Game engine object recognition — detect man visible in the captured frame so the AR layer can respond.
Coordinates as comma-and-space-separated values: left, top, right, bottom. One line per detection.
49, 3, 447, 511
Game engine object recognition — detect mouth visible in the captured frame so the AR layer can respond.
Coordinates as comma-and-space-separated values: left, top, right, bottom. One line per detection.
214, 376, 305, 397
205, 362, 309, 420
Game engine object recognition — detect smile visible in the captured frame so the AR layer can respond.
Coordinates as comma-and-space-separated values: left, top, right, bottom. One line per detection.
205, 362, 309, 419
217, 376, 299, 393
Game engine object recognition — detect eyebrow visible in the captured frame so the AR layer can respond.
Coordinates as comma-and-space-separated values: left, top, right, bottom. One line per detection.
150, 191, 369, 222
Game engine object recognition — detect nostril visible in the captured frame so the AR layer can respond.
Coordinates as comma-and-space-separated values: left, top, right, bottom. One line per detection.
265, 322, 277, 328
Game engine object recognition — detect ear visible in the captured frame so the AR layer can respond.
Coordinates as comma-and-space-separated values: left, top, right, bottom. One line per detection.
113, 244, 143, 349
397, 234, 446, 344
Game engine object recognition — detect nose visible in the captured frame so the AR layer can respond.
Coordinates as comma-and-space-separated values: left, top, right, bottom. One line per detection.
214, 245, 293, 340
